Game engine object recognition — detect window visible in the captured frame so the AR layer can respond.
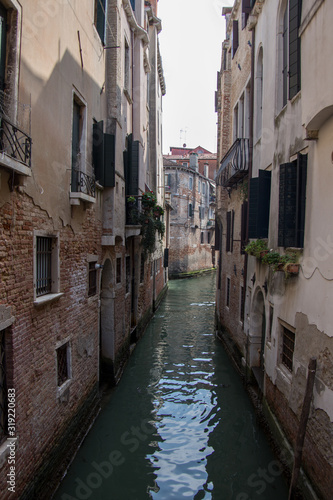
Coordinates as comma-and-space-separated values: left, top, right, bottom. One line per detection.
34, 232, 60, 303
71, 95, 87, 192
165, 173, 171, 190
279, 0, 302, 110
88, 261, 97, 296
93, 121, 115, 188
201, 232, 204, 244
198, 180, 201, 193
126, 256, 130, 293
248, 170, 271, 239
199, 206, 204, 219
204, 164, 208, 178
0, 329, 7, 444
140, 254, 145, 283
124, 37, 130, 94
226, 278, 231, 307
57, 342, 71, 387
278, 153, 307, 248
282, 326, 295, 372
202, 182, 206, 195
188, 203, 193, 218
94, 0, 106, 44
256, 47, 263, 139
226, 210, 234, 252
0, 3, 6, 92
240, 286, 245, 322
268, 305, 274, 342
130, 0, 135, 10
240, 201, 248, 254
208, 232, 211, 244
242, 0, 252, 29
232, 20, 239, 58
116, 257, 121, 284
189, 177, 193, 190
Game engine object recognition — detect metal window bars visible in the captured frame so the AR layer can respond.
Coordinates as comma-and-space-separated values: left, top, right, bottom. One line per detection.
71, 153, 96, 198
36, 236, 52, 296
57, 344, 69, 387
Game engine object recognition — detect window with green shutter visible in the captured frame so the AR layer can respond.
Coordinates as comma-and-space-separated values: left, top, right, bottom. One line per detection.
93, 121, 115, 188
94, 0, 106, 45
248, 170, 271, 239
278, 153, 307, 248
289, 0, 302, 100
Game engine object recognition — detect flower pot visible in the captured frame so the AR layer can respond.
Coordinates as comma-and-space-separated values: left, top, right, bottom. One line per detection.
286, 263, 299, 274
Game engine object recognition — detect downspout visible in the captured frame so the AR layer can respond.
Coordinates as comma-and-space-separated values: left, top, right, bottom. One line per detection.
243, 27, 255, 381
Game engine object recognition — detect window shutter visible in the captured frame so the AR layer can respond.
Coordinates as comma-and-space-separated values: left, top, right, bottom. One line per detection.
248, 170, 271, 239
242, 0, 251, 29
232, 21, 239, 58
241, 201, 248, 254
231, 209, 234, 253
93, 121, 104, 185
130, 0, 135, 11
215, 220, 221, 251
96, 0, 106, 45
282, 8, 288, 107
125, 135, 139, 196
296, 153, 307, 247
289, 0, 301, 100
226, 211, 231, 252
104, 134, 115, 187
164, 248, 169, 268
189, 203, 193, 217
278, 162, 297, 247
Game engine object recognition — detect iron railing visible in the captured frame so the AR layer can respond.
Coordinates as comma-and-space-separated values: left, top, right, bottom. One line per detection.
0, 90, 32, 168
216, 138, 249, 188
71, 168, 96, 198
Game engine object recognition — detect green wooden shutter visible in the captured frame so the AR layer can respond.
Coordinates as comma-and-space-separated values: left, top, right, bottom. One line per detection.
215, 220, 221, 251
241, 201, 248, 254
164, 248, 169, 268
96, 0, 106, 45
104, 133, 115, 187
93, 121, 104, 185
289, 0, 301, 100
296, 153, 307, 247
283, 7, 288, 107
232, 21, 239, 58
125, 135, 139, 196
278, 162, 297, 247
248, 170, 271, 239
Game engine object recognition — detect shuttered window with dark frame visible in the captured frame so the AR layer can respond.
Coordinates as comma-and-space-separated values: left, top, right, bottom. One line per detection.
0, 4, 7, 93
278, 153, 307, 248
232, 20, 239, 58
282, 326, 295, 372
289, 0, 302, 100
226, 210, 234, 252
88, 262, 97, 297
248, 170, 271, 239
94, 0, 106, 45
240, 201, 248, 254
93, 121, 115, 188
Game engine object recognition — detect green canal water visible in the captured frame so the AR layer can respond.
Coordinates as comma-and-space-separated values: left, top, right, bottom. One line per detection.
55, 273, 288, 500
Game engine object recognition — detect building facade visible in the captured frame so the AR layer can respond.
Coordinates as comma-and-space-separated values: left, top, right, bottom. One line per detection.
0, 0, 166, 497
164, 151, 216, 276
215, 1, 333, 498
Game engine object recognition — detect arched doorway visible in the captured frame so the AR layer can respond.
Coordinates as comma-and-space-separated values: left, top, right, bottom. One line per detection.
100, 259, 115, 384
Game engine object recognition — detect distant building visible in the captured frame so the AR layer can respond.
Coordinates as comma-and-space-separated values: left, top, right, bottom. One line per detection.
164, 151, 216, 275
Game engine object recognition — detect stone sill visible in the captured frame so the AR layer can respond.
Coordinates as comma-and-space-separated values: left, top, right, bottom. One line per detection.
70, 192, 96, 205
0, 153, 31, 176
34, 293, 64, 306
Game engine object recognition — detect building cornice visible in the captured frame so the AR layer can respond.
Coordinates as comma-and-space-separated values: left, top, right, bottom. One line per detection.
146, 5, 162, 33
157, 40, 166, 96
122, 0, 149, 46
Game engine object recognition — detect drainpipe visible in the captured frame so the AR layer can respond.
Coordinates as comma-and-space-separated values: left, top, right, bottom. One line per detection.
243, 27, 255, 382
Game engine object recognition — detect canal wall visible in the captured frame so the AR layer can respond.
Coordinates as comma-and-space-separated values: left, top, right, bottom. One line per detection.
215, 314, 321, 500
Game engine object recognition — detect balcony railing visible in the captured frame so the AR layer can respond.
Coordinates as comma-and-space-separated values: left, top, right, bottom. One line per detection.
0, 90, 32, 168
216, 138, 249, 188
71, 168, 96, 198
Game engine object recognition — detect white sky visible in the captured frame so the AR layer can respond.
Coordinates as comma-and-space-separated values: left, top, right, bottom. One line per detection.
158, 0, 234, 155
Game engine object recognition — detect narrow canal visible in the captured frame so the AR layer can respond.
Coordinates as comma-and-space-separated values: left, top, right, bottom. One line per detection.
55, 273, 288, 500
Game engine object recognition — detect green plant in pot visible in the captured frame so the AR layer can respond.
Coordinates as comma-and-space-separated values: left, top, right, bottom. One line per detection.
245, 239, 268, 258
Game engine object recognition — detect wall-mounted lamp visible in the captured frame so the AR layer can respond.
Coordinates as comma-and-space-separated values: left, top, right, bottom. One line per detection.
95, 263, 104, 270
248, 40, 252, 48
251, 273, 256, 285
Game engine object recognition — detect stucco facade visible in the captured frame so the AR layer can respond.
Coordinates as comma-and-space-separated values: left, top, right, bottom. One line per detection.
216, 1, 333, 498
0, 0, 166, 497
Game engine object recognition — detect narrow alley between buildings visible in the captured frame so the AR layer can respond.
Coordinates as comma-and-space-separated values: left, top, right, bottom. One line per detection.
54, 273, 288, 500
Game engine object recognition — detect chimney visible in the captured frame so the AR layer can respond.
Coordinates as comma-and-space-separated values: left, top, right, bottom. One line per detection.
189, 152, 198, 171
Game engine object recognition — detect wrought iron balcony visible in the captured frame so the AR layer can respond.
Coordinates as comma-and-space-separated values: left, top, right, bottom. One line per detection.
216, 138, 249, 188
0, 90, 32, 171
71, 168, 96, 198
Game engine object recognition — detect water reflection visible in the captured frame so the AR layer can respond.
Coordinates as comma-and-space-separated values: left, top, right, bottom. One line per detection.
55, 273, 288, 500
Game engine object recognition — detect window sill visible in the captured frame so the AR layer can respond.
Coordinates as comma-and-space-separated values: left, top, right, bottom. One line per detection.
70, 192, 96, 205
34, 293, 64, 306
57, 378, 72, 400
0, 153, 31, 177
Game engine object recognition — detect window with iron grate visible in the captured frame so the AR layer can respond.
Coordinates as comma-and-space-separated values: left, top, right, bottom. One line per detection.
57, 343, 70, 387
282, 326, 295, 372
88, 261, 97, 297
36, 236, 52, 296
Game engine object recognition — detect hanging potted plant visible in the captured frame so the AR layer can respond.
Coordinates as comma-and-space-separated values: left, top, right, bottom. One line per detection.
153, 204, 164, 219
245, 239, 268, 259
142, 191, 157, 211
